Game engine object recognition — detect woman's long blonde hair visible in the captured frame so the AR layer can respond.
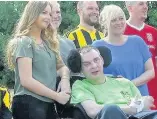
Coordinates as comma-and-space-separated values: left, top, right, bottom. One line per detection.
99, 4, 126, 36
6, 1, 61, 70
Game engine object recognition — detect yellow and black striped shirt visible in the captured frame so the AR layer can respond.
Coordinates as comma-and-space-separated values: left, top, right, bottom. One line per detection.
66, 25, 104, 48
0, 87, 11, 109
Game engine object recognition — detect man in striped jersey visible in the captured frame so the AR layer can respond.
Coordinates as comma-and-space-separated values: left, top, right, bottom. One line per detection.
66, 1, 104, 48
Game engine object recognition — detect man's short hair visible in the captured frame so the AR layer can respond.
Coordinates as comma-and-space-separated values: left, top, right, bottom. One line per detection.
77, 1, 99, 10
77, 1, 84, 10
79, 45, 100, 55
125, 1, 137, 7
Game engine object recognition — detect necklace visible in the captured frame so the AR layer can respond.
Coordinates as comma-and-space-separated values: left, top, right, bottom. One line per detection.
37, 40, 43, 46
36, 41, 47, 51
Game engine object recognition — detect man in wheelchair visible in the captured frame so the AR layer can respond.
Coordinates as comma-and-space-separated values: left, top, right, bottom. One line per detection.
68, 45, 157, 119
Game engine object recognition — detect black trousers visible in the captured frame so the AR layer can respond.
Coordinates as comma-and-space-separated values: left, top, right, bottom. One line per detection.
12, 95, 58, 119
0, 103, 12, 119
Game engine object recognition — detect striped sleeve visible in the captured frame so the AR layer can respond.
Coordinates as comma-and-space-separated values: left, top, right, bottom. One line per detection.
0, 87, 11, 109
99, 31, 105, 39
67, 32, 75, 41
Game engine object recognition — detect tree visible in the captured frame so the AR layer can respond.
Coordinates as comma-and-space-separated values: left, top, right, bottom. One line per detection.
0, 1, 27, 87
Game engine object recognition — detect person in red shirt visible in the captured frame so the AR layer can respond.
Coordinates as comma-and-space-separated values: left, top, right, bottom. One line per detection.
125, 1, 157, 109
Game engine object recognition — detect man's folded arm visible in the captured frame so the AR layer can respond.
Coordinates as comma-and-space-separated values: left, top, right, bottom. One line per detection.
81, 100, 104, 119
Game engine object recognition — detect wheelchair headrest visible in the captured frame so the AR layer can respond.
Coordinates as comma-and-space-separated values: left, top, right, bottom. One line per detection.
67, 46, 112, 73
97, 46, 112, 68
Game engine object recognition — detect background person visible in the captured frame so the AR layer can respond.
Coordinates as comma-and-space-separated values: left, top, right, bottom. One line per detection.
66, 1, 104, 48
124, 1, 157, 108
50, 1, 76, 66
92, 5, 154, 96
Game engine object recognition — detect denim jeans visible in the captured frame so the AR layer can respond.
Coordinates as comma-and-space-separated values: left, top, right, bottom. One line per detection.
12, 95, 58, 119
95, 105, 128, 119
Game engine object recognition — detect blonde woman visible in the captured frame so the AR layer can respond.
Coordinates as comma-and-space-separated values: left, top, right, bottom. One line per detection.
6, 1, 70, 119
50, 1, 76, 66
92, 5, 154, 96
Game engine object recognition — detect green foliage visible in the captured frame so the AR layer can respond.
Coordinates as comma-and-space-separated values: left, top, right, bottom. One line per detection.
0, 1, 157, 87
0, 1, 27, 35
0, 1, 27, 87
0, 33, 14, 88
147, 2, 157, 27
59, 1, 79, 34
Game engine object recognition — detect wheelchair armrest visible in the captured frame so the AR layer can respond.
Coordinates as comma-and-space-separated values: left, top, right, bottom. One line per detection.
73, 103, 91, 119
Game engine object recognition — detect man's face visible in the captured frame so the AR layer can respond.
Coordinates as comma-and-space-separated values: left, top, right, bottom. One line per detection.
51, 2, 62, 30
129, 2, 148, 20
80, 1, 99, 26
81, 49, 104, 80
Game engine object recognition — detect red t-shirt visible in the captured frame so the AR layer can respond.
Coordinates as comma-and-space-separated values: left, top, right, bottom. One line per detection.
124, 23, 157, 109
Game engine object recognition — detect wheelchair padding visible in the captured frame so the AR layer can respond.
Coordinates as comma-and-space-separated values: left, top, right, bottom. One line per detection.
73, 104, 91, 119
97, 46, 112, 68
56, 76, 85, 118
67, 49, 82, 73
67, 46, 112, 73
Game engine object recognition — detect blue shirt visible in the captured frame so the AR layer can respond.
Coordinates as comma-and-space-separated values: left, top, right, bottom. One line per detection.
92, 35, 151, 96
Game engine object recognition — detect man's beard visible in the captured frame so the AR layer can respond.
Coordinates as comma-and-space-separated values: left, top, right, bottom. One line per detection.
83, 14, 98, 26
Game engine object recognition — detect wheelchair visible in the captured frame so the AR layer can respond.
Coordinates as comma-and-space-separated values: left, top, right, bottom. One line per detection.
55, 46, 157, 119
55, 75, 91, 119
55, 46, 112, 119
